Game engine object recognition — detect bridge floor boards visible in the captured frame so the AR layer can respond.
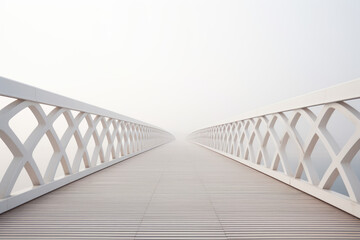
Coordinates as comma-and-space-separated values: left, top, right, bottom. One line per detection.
0, 141, 360, 239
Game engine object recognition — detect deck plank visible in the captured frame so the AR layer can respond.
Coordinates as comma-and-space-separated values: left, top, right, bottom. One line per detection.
0, 141, 359, 239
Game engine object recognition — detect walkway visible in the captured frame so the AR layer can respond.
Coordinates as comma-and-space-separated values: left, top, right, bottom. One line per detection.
0, 141, 360, 239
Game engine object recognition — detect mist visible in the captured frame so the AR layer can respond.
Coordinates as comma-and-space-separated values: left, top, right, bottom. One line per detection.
1, 0, 360, 138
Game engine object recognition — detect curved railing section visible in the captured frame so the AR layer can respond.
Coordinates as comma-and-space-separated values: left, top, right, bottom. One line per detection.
189, 78, 360, 218
0, 76, 174, 213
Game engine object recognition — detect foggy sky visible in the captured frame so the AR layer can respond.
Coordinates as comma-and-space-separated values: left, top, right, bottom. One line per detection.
1, 0, 360, 138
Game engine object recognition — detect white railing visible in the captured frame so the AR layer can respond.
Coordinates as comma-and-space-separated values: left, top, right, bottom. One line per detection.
189, 78, 360, 218
0, 76, 174, 213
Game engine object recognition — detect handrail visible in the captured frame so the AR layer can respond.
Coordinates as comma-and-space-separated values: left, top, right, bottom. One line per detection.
189, 78, 360, 218
197, 78, 360, 130
0, 76, 163, 130
0, 76, 174, 213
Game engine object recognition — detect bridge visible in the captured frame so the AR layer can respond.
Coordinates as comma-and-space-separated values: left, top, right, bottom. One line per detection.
1, 76, 360, 239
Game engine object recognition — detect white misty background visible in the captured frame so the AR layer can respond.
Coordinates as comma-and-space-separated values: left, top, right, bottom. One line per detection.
1, 0, 360, 194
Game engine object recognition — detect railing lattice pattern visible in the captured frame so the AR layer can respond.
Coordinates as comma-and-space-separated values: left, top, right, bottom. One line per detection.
0, 77, 173, 213
189, 89, 360, 218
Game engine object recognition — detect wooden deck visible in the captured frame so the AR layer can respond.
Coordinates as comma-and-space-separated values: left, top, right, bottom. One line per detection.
0, 141, 360, 239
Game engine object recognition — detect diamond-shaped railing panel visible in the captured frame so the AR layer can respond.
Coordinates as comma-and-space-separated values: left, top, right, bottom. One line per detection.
0, 77, 173, 214
32, 133, 54, 177
9, 105, 39, 144
189, 78, 360, 218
